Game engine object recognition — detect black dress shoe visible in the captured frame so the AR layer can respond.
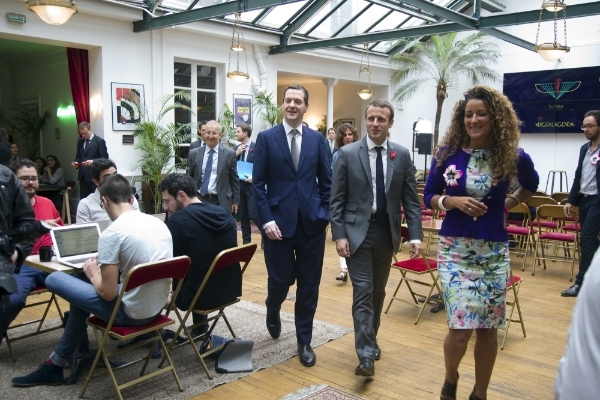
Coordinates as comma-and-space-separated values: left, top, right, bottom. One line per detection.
298, 344, 316, 367
266, 309, 281, 339
373, 344, 381, 361
355, 357, 374, 376
561, 284, 580, 297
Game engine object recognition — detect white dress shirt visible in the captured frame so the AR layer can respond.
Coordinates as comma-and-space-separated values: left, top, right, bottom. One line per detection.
201, 144, 219, 195
329, 139, 335, 153
366, 136, 387, 214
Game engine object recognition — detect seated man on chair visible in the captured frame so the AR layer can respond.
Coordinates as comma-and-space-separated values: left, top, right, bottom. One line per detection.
1, 160, 63, 343
76, 158, 139, 224
159, 173, 241, 339
12, 174, 173, 387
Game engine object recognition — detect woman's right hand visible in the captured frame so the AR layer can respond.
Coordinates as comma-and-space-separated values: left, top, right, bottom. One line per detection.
445, 196, 487, 218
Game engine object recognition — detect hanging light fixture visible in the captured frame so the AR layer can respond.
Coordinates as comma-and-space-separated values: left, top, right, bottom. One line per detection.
534, 1, 569, 62
27, 0, 78, 25
356, 43, 373, 100
227, 12, 249, 84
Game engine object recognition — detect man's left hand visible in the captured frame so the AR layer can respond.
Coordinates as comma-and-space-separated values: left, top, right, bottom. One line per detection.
231, 204, 238, 214
83, 257, 101, 280
44, 218, 62, 227
83, 160, 93, 167
409, 243, 421, 259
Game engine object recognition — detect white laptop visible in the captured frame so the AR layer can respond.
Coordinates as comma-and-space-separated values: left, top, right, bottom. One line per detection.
152, 213, 166, 222
50, 223, 101, 268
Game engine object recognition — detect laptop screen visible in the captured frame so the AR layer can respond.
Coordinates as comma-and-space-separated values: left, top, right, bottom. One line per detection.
53, 226, 100, 257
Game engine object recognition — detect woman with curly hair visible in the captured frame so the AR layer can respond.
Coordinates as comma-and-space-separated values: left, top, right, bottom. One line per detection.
423, 86, 539, 400
332, 123, 359, 282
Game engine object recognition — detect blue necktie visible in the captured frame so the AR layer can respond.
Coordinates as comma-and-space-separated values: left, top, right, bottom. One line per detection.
200, 149, 215, 196
375, 146, 386, 222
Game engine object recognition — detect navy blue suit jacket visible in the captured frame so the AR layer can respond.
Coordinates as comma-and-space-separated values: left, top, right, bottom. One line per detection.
252, 124, 331, 238
74, 135, 109, 182
234, 141, 255, 164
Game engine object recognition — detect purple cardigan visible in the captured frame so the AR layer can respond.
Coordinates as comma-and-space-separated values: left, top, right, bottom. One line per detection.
424, 148, 539, 242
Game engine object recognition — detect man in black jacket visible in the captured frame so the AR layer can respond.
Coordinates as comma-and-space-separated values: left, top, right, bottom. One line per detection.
159, 173, 241, 336
563, 110, 600, 297
72, 122, 109, 199
0, 164, 37, 342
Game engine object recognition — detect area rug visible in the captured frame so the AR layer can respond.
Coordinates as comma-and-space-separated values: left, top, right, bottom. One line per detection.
0, 300, 351, 399
281, 385, 365, 400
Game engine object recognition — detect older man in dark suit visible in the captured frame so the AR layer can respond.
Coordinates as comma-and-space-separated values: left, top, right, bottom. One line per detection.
72, 121, 109, 199
252, 85, 331, 367
187, 120, 239, 213
330, 99, 422, 376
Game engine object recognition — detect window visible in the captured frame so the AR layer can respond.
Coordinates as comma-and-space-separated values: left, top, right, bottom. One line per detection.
174, 60, 219, 160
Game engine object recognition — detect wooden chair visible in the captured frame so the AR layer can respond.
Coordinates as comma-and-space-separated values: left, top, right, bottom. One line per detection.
550, 192, 569, 204
162, 244, 257, 379
62, 180, 75, 224
535, 190, 549, 197
498, 270, 526, 350
79, 256, 191, 400
506, 203, 537, 272
527, 196, 559, 233
533, 205, 580, 281
384, 227, 443, 324
4, 286, 64, 361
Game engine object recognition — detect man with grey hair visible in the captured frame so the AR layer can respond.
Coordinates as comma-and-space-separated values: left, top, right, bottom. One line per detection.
187, 120, 239, 213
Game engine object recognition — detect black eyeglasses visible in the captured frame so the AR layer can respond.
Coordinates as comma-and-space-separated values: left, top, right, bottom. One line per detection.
581, 124, 598, 131
18, 176, 38, 182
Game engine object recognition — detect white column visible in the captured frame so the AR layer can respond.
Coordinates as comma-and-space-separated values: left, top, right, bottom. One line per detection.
322, 78, 338, 129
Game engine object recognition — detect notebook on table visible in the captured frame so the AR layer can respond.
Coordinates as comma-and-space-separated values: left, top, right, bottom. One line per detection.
50, 223, 101, 268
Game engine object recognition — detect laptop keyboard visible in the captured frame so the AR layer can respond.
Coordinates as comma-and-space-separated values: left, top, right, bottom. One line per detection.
67, 257, 91, 265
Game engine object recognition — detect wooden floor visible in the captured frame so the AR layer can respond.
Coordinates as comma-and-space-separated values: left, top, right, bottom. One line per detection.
12, 231, 576, 399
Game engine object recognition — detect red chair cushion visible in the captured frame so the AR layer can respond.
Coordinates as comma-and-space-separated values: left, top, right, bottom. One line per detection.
87, 315, 172, 337
562, 224, 581, 231
531, 221, 558, 228
438, 212, 446, 218
421, 216, 432, 221
508, 275, 522, 288
506, 219, 523, 226
422, 209, 434, 216
393, 258, 437, 273
506, 226, 537, 235
31, 286, 47, 293
539, 232, 575, 241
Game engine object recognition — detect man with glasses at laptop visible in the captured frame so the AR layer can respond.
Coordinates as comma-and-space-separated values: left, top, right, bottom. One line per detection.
1, 160, 63, 344
12, 174, 173, 387
76, 158, 139, 224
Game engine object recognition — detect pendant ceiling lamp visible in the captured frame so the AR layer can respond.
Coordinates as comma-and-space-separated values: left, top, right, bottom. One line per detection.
27, 0, 78, 25
356, 43, 373, 100
227, 12, 249, 84
534, 1, 569, 62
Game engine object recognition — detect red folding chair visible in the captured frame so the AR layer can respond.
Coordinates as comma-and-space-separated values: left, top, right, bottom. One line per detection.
499, 270, 526, 350
162, 244, 257, 379
79, 256, 191, 400
506, 203, 537, 272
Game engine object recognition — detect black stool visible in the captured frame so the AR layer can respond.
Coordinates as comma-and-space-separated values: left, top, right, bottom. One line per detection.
545, 170, 568, 194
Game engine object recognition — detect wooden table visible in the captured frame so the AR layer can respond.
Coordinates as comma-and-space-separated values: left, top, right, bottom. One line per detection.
25, 255, 76, 274
38, 184, 71, 225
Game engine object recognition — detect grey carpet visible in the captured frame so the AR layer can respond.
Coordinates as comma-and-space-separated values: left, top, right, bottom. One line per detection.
1, 300, 352, 399
280, 385, 365, 400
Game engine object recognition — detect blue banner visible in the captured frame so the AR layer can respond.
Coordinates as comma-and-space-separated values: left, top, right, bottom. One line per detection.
503, 66, 600, 134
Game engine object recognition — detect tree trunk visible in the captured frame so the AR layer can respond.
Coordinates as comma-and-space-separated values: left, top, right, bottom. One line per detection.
434, 83, 447, 146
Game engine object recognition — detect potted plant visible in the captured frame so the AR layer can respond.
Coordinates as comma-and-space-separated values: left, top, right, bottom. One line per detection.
4, 109, 51, 159
218, 103, 236, 146
133, 91, 192, 214
253, 91, 282, 128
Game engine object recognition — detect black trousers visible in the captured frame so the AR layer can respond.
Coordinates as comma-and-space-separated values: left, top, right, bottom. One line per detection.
238, 181, 258, 244
79, 179, 96, 199
576, 194, 600, 285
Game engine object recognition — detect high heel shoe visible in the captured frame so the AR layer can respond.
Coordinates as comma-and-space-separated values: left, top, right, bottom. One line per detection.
336, 270, 348, 282
469, 387, 485, 400
440, 372, 458, 400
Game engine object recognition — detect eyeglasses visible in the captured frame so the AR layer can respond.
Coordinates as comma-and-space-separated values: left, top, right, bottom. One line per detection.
18, 176, 38, 182
581, 124, 598, 131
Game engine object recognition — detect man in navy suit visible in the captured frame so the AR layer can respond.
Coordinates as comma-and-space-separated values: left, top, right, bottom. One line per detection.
234, 123, 258, 245
72, 122, 109, 199
253, 85, 332, 367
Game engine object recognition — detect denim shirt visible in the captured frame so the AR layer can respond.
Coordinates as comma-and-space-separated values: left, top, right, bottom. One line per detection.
424, 148, 539, 242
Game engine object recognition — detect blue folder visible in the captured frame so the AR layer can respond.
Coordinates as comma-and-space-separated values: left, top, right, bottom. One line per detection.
237, 160, 253, 181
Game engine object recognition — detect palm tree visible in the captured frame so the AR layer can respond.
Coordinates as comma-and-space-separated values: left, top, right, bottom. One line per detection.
390, 32, 501, 145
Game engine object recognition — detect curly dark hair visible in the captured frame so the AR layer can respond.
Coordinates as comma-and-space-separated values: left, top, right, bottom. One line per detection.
335, 123, 358, 149
434, 85, 521, 185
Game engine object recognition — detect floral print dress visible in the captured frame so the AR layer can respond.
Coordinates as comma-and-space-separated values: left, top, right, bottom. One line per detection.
438, 149, 510, 329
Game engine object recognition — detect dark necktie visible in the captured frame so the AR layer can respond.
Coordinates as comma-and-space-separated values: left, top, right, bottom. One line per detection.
200, 149, 215, 196
84, 139, 90, 150
290, 129, 300, 170
375, 146, 386, 222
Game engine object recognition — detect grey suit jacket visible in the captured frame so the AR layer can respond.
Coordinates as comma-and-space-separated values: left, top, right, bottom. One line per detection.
329, 137, 422, 255
187, 144, 240, 210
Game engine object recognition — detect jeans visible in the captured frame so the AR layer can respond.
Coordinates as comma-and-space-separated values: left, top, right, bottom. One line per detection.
576, 195, 600, 285
0, 266, 48, 339
45, 272, 156, 367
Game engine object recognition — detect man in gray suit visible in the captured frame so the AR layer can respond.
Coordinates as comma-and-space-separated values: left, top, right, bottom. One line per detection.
187, 120, 239, 213
190, 120, 207, 150
330, 99, 422, 377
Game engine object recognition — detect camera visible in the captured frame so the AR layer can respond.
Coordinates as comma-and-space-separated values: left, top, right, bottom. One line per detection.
0, 220, 52, 311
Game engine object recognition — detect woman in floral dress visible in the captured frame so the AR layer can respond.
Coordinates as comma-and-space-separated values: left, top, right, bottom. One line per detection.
423, 86, 539, 400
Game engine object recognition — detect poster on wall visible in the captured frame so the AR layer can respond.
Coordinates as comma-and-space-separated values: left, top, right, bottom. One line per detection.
111, 82, 145, 131
233, 94, 252, 127
503, 66, 600, 134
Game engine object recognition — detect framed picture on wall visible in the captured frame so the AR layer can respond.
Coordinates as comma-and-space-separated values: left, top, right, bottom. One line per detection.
340, 118, 355, 126
233, 93, 252, 127
111, 82, 145, 131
